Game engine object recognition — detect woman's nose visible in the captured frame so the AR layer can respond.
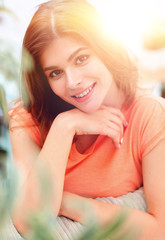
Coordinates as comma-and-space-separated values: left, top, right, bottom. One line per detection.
65, 69, 82, 89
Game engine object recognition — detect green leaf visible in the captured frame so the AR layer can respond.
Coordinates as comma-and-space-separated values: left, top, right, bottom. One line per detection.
77, 209, 137, 240
0, 84, 8, 123
0, 157, 18, 230
22, 48, 34, 72
26, 210, 59, 240
0, 40, 19, 81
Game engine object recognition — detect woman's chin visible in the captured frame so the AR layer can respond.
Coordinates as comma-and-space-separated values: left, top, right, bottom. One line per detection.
77, 103, 101, 113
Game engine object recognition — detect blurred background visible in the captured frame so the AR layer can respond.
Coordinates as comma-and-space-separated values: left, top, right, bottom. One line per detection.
0, 0, 165, 155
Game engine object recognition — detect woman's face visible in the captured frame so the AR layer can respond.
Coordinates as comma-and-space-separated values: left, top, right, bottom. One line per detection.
40, 36, 117, 113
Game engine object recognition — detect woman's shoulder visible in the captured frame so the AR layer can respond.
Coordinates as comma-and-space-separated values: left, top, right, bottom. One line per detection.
130, 91, 165, 114
137, 93, 165, 109
8, 99, 42, 147
131, 92, 165, 158
124, 91, 165, 129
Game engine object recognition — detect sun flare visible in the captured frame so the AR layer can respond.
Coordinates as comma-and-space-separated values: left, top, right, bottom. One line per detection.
90, 0, 165, 52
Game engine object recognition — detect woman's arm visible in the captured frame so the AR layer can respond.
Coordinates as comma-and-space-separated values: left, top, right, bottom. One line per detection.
59, 139, 165, 240
10, 105, 126, 233
10, 113, 75, 233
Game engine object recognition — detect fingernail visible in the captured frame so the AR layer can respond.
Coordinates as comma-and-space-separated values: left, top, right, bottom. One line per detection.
125, 121, 128, 127
120, 138, 123, 144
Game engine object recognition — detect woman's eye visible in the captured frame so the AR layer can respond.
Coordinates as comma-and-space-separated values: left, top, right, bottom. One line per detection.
49, 69, 63, 79
76, 55, 89, 65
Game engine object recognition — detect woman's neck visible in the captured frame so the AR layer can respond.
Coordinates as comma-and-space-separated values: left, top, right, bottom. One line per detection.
103, 80, 126, 110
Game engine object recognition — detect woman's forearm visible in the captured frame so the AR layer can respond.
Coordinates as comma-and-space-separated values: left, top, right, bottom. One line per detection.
13, 115, 76, 233
38, 115, 76, 213
88, 199, 164, 240
59, 192, 165, 240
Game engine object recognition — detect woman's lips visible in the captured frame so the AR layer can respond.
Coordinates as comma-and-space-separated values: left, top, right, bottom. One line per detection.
72, 83, 95, 103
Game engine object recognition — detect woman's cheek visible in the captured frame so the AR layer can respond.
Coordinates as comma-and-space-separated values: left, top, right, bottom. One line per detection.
49, 81, 65, 96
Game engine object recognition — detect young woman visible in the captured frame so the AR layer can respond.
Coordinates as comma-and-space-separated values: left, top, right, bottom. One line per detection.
9, 0, 165, 239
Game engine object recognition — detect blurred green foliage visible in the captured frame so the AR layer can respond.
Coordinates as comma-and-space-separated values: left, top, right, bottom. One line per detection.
0, 154, 18, 230
0, 1, 33, 121
0, 40, 20, 81
25, 207, 137, 240
0, 85, 8, 123
0, 2, 19, 123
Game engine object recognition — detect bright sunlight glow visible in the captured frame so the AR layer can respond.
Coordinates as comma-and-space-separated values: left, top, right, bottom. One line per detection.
90, 0, 165, 53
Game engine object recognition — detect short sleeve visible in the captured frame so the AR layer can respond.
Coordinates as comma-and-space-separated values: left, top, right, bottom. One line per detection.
138, 97, 165, 158
8, 102, 42, 148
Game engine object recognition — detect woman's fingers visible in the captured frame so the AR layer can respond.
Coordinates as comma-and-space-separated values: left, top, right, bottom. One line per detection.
98, 106, 126, 145
101, 119, 124, 148
107, 114, 124, 136
66, 106, 127, 148
100, 105, 128, 127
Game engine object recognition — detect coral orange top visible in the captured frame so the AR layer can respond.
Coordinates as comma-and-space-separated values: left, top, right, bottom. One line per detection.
9, 93, 165, 198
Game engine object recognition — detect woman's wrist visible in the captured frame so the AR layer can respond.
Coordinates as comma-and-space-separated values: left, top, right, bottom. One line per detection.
59, 192, 90, 224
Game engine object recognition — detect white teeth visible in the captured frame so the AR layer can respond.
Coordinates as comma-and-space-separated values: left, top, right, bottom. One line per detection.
75, 86, 93, 98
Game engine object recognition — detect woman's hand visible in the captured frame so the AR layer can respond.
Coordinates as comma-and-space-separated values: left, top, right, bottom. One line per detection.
56, 105, 127, 148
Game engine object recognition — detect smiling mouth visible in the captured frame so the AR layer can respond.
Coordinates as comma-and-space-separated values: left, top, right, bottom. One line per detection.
72, 83, 95, 98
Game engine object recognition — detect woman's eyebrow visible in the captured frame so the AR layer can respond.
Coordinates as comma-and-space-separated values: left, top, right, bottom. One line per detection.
44, 47, 88, 72
44, 66, 58, 72
67, 47, 88, 62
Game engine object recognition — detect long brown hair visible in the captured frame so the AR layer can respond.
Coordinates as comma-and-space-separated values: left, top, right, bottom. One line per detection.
21, 0, 138, 143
